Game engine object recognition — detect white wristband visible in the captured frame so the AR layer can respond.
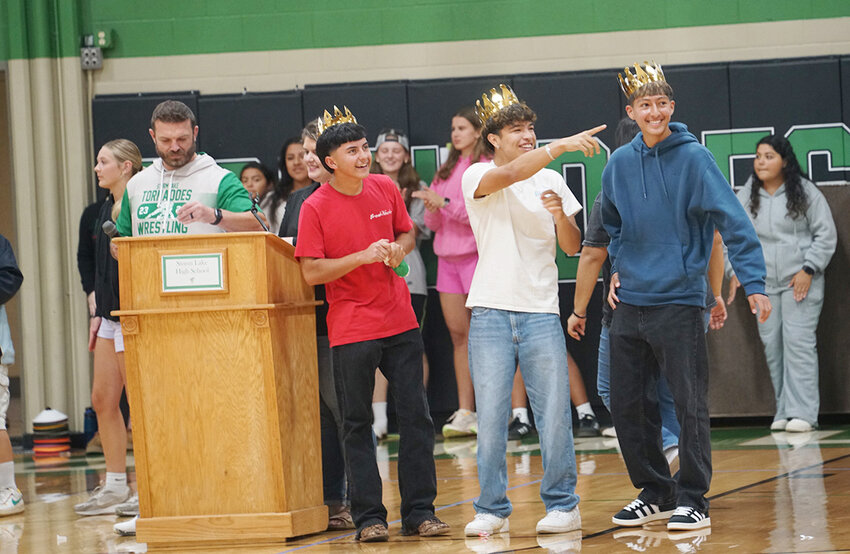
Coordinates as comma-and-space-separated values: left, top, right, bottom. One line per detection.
545, 144, 556, 161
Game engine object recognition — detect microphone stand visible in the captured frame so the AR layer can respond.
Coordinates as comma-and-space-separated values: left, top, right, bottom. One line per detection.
250, 193, 270, 232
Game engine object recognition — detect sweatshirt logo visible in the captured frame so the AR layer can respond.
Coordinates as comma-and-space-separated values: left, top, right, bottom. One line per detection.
370, 209, 392, 220
135, 186, 192, 235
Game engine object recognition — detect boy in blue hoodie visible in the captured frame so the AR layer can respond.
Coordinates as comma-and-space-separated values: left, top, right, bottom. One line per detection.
601, 63, 771, 531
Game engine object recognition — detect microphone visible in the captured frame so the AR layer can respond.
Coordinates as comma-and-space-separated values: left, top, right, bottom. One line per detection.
102, 220, 118, 238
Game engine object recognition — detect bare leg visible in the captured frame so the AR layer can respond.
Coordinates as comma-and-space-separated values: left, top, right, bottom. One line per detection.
512, 370, 527, 409
0, 431, 12, 464
372, 369, 388, 403
422, 354, 430, 388
92, 338, 127, 474
439, 292, 474, 411
568, 351, 589, 406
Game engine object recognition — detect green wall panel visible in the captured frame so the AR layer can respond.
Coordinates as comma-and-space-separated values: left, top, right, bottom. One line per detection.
3, 0, 849, 61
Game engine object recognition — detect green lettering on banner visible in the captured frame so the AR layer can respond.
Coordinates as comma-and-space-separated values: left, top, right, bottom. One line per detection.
785, 123, 850, 184
540, 139, 610, 281
701, 128, 773, 184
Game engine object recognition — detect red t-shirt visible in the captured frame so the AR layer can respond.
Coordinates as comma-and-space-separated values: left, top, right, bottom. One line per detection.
295, 174, 418, 347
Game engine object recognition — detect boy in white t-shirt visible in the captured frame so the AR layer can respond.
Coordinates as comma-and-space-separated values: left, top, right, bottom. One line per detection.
461, 85, 605, 536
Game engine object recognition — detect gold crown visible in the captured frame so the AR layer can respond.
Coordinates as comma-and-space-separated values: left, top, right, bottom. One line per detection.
618, 61, 666, 98
316, 105, 357, 136
475, 84, 521, 125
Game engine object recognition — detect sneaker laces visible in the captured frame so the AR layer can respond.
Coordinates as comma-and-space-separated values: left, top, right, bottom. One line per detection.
624, 499, 646, 510
672, 506, 697, 518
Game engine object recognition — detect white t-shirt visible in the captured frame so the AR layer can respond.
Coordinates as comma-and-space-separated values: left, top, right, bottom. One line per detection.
462, 161, 582, 314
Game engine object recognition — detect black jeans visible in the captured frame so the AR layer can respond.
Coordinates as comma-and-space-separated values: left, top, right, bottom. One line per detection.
610, 303, 712, 513
317, 335, 346, 505
331, 328, 437, 530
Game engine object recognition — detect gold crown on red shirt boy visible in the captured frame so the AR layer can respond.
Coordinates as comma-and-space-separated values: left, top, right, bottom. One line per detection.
316, 105, 358, 136
618, 61, 666, 98
475, 84, 521, 125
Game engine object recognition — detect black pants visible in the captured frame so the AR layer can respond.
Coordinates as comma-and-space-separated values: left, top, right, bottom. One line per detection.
317, 335, 346, 505
331, 328, 437, 530
610, 303, 712, 513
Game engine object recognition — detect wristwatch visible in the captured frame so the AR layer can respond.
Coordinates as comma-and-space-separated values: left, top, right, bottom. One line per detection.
212, 208, 223, 226
802, 265, 814, 276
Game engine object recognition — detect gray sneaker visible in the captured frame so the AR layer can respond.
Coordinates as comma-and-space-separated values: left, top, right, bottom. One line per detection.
74, 485, 130, 516
115, 494, 139, 517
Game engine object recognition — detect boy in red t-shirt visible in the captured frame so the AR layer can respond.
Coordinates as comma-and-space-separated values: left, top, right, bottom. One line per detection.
295, 121, 449, 542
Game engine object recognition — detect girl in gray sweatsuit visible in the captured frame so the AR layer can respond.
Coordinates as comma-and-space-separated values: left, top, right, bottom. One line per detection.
729, 135, 837, 432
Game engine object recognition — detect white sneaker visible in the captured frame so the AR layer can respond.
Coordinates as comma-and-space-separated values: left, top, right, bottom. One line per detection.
464, 513, 509, 536
0, 488, 24, 516
442, 409, 478, 438
536, 507, 581, 533
770, 419, 788, 431
114, 516, 137, 536
785, 418, 814, 432
115, 494, 139, 517
372, 419, 388, 440
74, 484, 130, 516
601, 426, 617, 438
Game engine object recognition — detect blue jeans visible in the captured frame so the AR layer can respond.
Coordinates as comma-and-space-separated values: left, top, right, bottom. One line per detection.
597, 326, 684, 451
468, 307, 579, 517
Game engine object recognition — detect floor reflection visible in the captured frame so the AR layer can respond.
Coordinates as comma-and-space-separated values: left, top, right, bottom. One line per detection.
769, 431, 832, 552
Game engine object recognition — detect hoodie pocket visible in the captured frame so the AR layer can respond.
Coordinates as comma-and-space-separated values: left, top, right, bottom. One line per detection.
617, 241, 688, 294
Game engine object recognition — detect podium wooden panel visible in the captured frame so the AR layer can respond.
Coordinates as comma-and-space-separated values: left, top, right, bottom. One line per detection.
113, 232, 327, 549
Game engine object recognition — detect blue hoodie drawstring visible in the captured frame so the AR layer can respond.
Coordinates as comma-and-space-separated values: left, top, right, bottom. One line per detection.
655, 149, 670, 201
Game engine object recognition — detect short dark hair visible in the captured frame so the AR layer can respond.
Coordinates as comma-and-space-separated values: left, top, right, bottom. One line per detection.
627, 81, 675, 106
151, 100, 197, 129
482, 103, 537, 153
614, 117, 640, 148
315, 123, 367, 173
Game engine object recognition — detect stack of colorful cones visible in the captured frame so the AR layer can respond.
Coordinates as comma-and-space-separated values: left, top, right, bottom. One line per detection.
32, 408, 70, 464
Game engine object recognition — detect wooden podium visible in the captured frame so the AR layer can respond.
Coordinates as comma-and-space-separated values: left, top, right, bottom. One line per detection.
113, 232, 327, 549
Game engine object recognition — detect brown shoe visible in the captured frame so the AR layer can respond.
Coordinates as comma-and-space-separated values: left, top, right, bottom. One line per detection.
404, 517, 450, 537
327, 505, 355, 530
357, 523, 389, 542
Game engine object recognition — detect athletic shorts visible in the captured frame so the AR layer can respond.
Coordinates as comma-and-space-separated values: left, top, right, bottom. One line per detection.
97, 318, 125, 353
436, 254, 478, 295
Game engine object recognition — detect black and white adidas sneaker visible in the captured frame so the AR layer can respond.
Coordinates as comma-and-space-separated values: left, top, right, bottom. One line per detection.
612, 498, 676, 526
667, 506, 711, 530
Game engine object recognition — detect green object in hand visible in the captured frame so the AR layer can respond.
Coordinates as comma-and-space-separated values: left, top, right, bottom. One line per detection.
393, 260, 410, 278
